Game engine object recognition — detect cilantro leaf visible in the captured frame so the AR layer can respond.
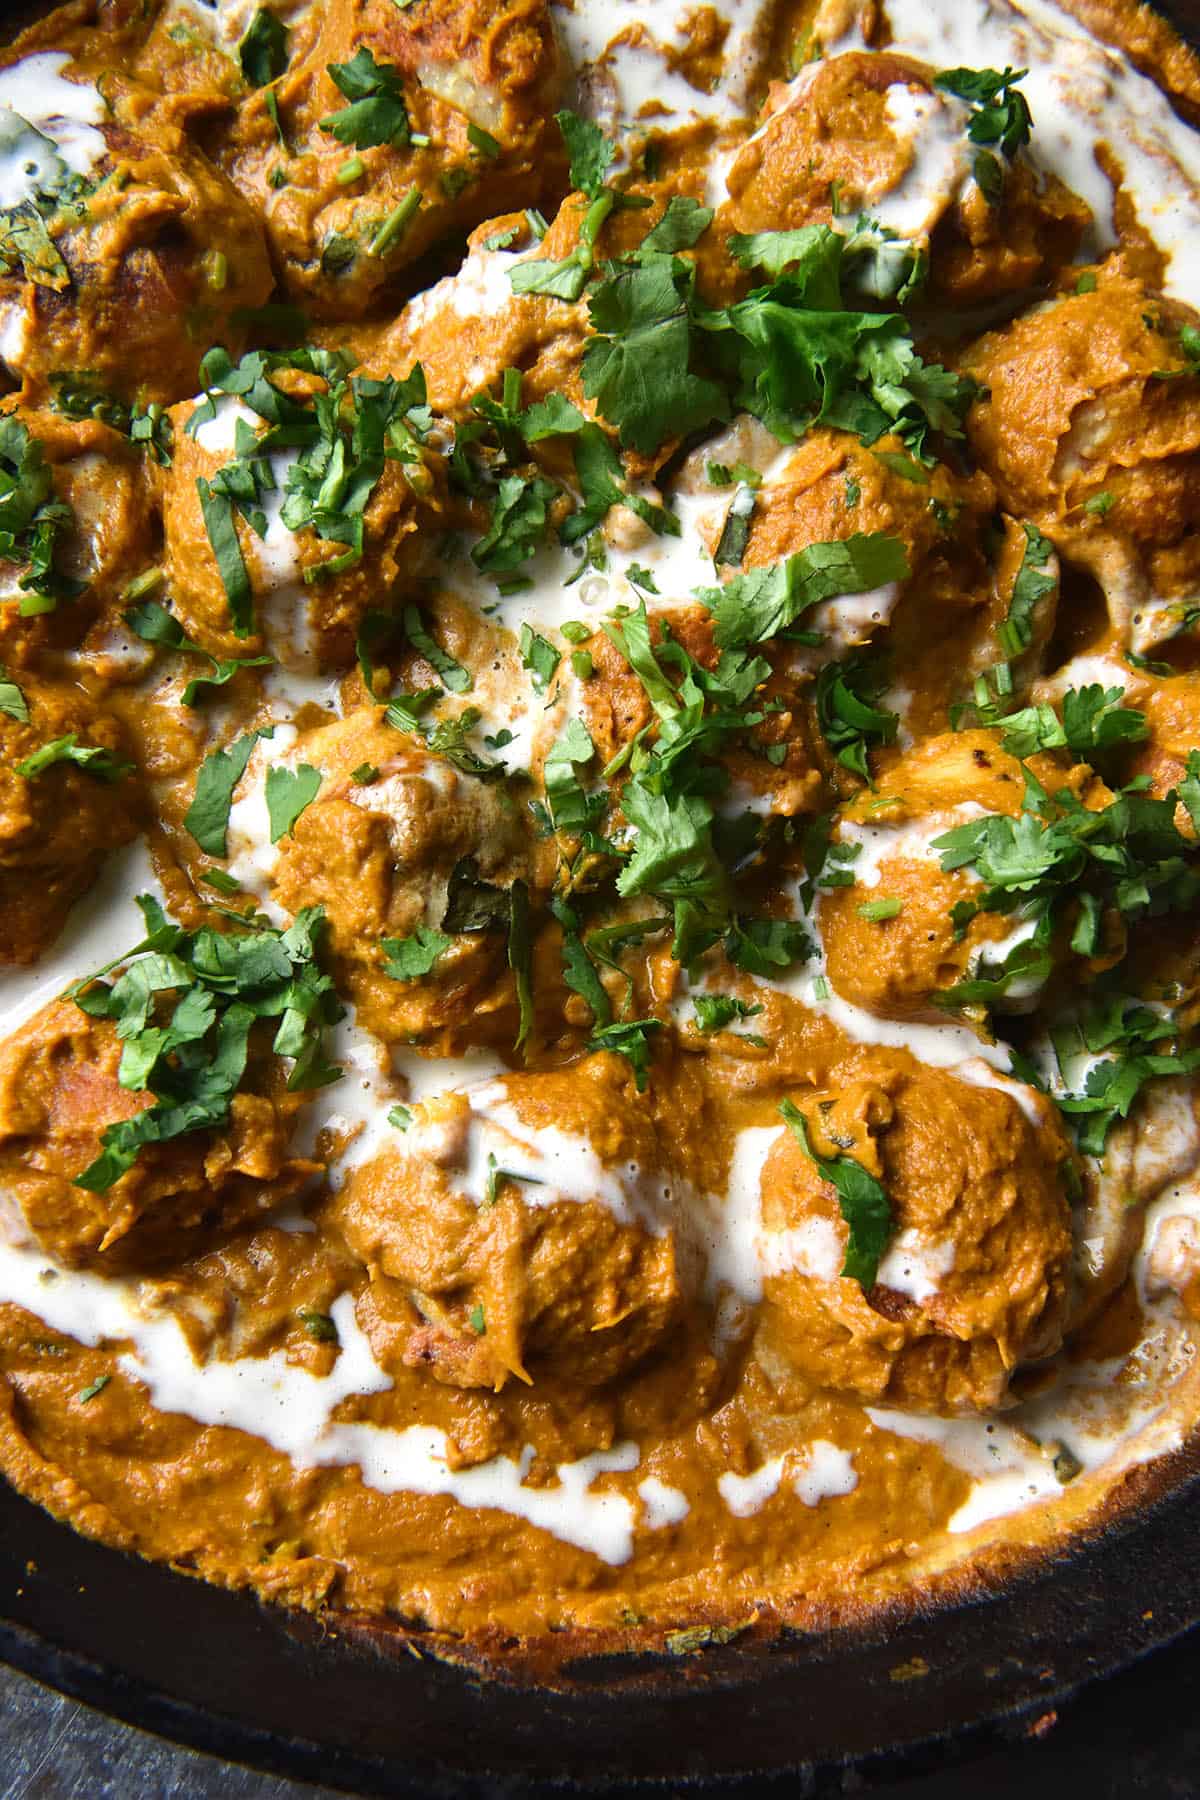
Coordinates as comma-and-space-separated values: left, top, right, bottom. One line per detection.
555, 109, 616, 199
72, 902, 342, 1191
321, 47, 411, 150
639, 196, 713, 254
15, 734, 132, 784
934, 66, 1034, 158
549, 896, 611, 1025
0, 669, 28, 721
561, 423, 679, 546
692, 993, 762, 1033
815, 652, 899, 782
196, 477, 254, 638
239, 8, 289, 86
265, 763, 322, 841
124, 598, 273, 703
381, 924, 452, 980
508, 878, 534, 1053
404, 605, 471, 692
994, 685, 1148, 757
583, 258, 728, 455
184, 733, 258, 858
779, 1098, 893, 1287
471, 473, 557, 575
998, 522, 1055, 658
585, 1017, 662, 1090
697, 532, 909, 648
0, 414, 81, 613
724, 916, 812, 974
519, 623, 560, 692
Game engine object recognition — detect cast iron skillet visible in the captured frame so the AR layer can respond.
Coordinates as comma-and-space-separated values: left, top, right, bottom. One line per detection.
3, 0, 1200, 1789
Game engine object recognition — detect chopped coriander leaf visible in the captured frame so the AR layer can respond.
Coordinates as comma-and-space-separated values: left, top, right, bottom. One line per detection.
998, 522, 1055, 658
934, 926, 1052, 1009
0, 669, 27, 721
519, 623, 560, 692
404, 606, 471, 692
425, 710, 506, 781
697, 532, 909, 648
239, 8, 289, 86
320, 47, 411, 149
1083, 490, 1114, 517
815, 652, 899, 782
350, 762, 378, 784
369, 189, 421, 257
626, 564, 659, 593
508, 878, 535, 1052
932, 763, 1200, 956
1075, 271, 1098, 294
571, 649, 593, 679
717, 225, 977, 452
555, 109, 616, 199
196, 477, 254, 637
549, 896, 611, 1025
200, 869, 242, 895
724, 916, 812, 974
990, 685, 1148, 758
857, 897, 903, 921
1053, 996, 1200, 1155
582, 256, 728, 455
77, 1375, 110, 1403
467, 122, 501, 159
933, 65, 1034, 157
297, 1307, 338, 1343
441, 855, 513, 933
71, 903, 342, 1191
384, 686, 440, 733
484, 223, 520, 251
0, 415, 82, 613
124, 598, 273, 704
388, 1103, 412, 1129
714, 482, 756, 567
561, 423, 679, 546
184, 733, 259, 858
779, 1099, 893, 1286
471, 473, 557, 574
692, 993, 763, 1033
585, 1017, 663, 1090
638, 195, 713, 254
16, 735, 132, 783
265, 763, 322, 841
381, 924, 451, 980
468, 1303, 486, 1334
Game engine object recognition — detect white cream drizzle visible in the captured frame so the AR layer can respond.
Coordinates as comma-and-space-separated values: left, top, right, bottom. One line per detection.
837, 0, 1200, 304
0, 54, 107, 211
0, 1244, 644, 1562
718, 1440, 858, 1516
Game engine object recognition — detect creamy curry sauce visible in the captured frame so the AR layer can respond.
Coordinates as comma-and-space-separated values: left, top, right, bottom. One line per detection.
0, 0, 1199, 1662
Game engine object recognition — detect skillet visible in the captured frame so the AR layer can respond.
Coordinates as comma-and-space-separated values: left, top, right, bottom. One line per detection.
1, 0, 1200, 1789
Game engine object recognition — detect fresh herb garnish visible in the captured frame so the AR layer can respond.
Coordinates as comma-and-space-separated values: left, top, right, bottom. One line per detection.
381, 924, 452, 980
71, 898, 342, 1191
184, 733, 259, 858
320, 47, 411, 150
16, 735, 132, 783
779, 1098, 893, 1287
696, 532, 909, 648
239, 8, 289, 85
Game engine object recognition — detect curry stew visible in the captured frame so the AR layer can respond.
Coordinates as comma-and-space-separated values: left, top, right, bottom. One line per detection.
0, 0, 1199, 1664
